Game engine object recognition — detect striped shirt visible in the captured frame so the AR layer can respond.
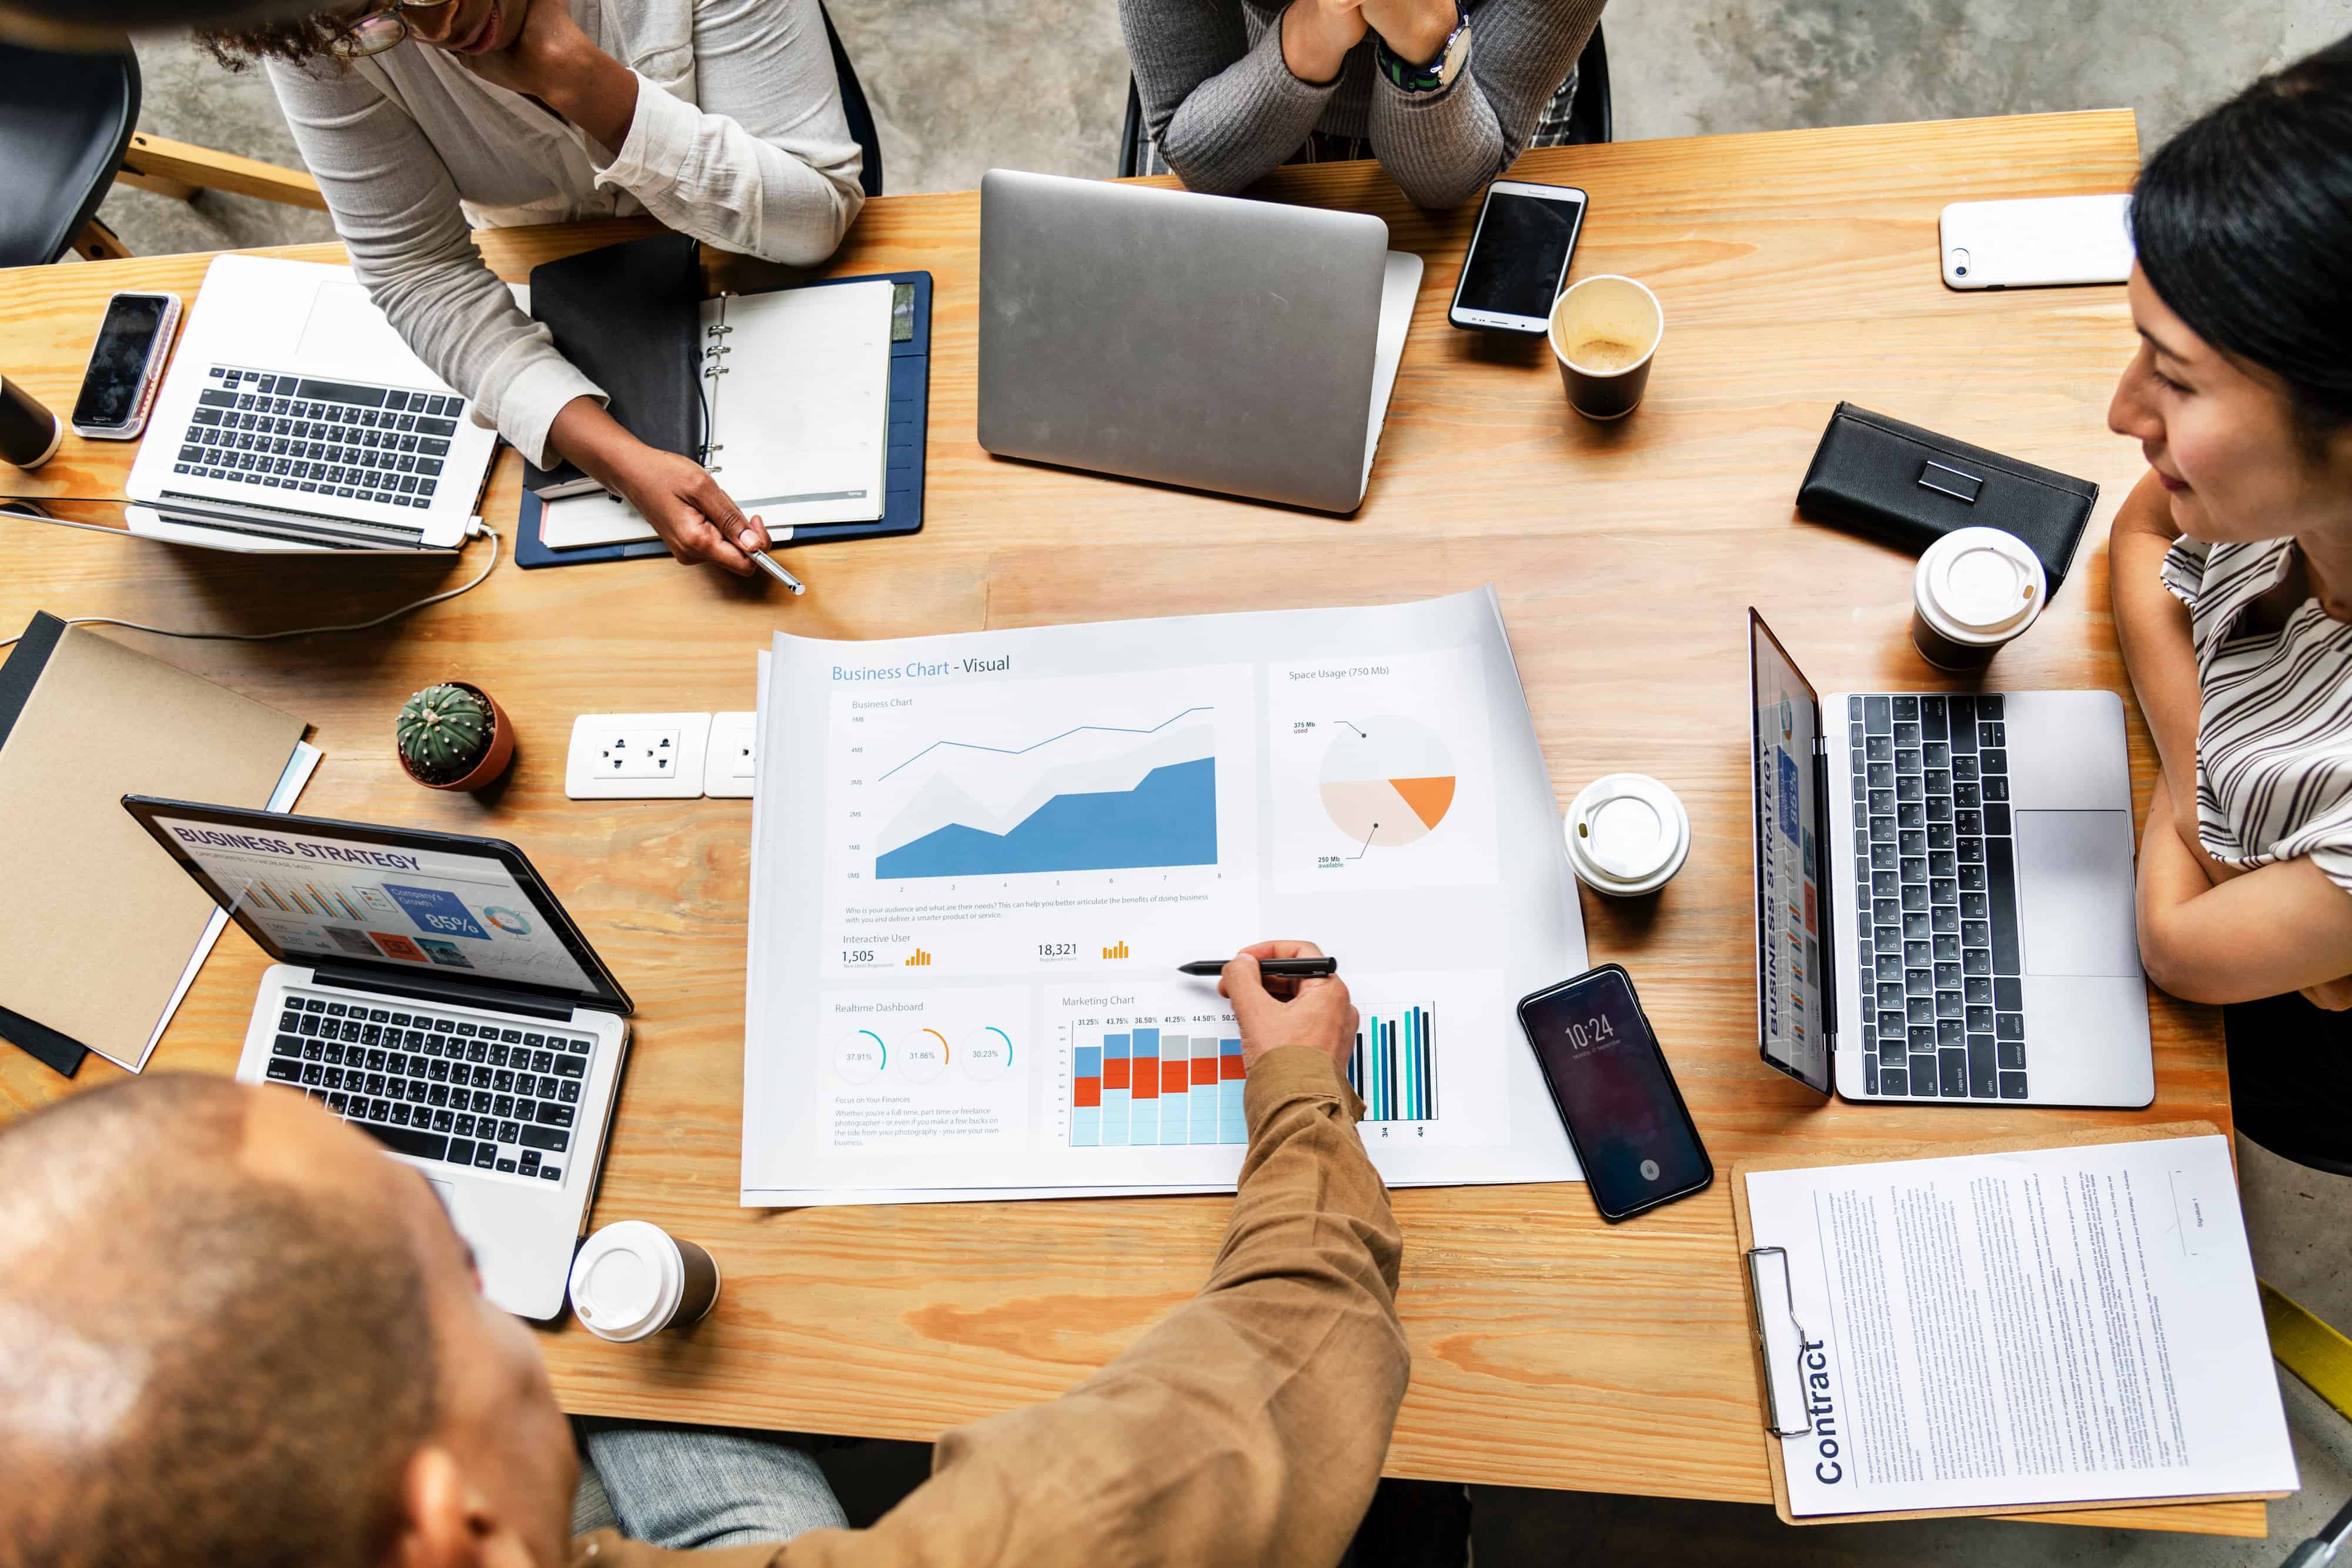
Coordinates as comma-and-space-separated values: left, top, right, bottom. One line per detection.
2163, 534, 2352, 894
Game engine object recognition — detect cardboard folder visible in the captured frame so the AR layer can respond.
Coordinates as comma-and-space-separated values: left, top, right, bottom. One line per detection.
0, 617, 305, 1073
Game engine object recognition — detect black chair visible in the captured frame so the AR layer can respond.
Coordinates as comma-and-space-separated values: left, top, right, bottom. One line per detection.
1118, 20, 1611, 179
0, 41, 140, 264
821, 2, 884, 199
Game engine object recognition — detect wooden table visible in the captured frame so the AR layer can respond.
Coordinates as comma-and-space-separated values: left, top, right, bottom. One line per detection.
0, 109, 2259, 1537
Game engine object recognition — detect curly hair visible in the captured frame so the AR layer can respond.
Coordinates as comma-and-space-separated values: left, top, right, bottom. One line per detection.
195, 10, 356, 69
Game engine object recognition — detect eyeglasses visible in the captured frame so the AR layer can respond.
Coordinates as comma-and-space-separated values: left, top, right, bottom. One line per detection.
326, 0, 461, 59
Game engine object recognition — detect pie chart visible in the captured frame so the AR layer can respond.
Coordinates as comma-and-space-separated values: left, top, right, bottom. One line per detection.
1318, 717, 1458, 848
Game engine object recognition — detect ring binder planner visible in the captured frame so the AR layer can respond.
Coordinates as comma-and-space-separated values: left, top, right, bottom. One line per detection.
518, 271, 933, 569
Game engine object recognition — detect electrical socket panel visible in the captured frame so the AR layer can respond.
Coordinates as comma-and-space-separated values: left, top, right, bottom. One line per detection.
703, 711, 756, 798
564, 713, 711, 800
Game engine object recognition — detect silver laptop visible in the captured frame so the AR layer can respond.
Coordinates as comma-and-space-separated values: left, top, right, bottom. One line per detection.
125, 254, 500, 553
977, 168, 1424, 513
1746, 611, 2153, 1107
125, 798, 633, 1320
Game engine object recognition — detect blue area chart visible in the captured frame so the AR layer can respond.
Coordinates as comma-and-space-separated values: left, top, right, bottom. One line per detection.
876, 757, 1218, 880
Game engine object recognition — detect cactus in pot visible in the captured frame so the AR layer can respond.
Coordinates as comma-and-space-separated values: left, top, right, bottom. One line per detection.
397, 681, 512, 790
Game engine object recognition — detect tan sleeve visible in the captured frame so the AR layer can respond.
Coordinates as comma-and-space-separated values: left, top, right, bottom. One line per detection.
779, 1046, 1409, 1568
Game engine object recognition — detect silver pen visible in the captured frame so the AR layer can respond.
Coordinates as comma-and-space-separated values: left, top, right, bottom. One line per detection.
749, 548, 806, 596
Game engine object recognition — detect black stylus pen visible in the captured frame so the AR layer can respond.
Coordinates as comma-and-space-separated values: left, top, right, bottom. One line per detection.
1175, 957, 1339, 978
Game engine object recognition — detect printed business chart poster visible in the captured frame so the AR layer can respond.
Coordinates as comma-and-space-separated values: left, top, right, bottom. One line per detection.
741, 588, 1587, 1204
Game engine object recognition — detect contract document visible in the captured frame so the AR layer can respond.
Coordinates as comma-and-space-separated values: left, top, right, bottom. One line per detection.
741, 587, 1586, 1205
1746, 1134, 2296, 1518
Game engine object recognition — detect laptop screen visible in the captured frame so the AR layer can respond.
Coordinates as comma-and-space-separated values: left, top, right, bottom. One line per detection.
126, 801, 627, 1009
1747, 612, 1832, 1094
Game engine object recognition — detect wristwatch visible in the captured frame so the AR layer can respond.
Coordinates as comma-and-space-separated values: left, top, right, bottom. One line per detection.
1375, 1, 1472, 95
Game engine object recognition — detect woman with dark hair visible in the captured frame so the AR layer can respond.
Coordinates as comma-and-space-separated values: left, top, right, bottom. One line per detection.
2107, 33, 2352, 1172
202, 0, 866, 575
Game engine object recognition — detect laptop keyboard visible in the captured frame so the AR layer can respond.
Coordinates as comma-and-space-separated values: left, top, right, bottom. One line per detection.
264, 992, 589, 1182
173, 365, 464, 509
1846, 693, 2026, 1101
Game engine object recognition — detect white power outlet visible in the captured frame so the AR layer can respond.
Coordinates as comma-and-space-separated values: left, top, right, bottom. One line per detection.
600, 727, 684, 780
704, 712, 757, 798
566, 713, 711, 800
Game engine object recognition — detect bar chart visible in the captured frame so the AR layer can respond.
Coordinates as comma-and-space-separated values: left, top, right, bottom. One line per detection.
1071, 1025, 1247, 1147
1349, 1002, 1438, 1123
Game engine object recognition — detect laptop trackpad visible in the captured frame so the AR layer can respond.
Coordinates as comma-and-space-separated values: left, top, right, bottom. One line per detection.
2016, 809, 2141, 977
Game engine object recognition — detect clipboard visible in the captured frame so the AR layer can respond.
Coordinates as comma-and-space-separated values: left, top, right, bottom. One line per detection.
516, 270, 932, 569
1732, 1121, 2284, 1532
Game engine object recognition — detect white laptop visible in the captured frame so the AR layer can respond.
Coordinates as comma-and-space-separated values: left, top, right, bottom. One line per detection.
1747, 610, 2153, 1107
125, 797, 633, 1320
977, 168, 1422, 513
126, 254, 500, 553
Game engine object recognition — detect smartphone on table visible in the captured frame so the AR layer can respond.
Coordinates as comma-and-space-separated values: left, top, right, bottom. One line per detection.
71, 290, 182, 440
1518, 964, 1712, 1222
1449, 179, 1588, 334
1938, 194, 2133, 290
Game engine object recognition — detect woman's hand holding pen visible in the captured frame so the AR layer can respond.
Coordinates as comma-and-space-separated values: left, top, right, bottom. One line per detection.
547, 395, 770, 575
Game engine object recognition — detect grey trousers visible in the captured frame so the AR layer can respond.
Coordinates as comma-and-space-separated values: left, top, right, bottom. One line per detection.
573, 1418, 850, 1550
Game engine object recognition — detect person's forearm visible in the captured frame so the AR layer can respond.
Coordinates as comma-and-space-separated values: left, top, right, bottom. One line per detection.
1365, 0, 1458, 63
780, 1048, 1407, 1568
546, 396, 640, 487
2109, 472, 2203, 817
1134, 1, 1342, 195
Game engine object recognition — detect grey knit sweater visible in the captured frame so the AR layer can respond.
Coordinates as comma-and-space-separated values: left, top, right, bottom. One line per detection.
1120, 0, 1605, 209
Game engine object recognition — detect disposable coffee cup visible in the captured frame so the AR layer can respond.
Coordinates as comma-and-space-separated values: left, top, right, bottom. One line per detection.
1910, 527, 2046, 671
1, 375, 62, 471
1563, 773, 1690, 897
569, 1221, 721, 1342
1548, 275, 1662, 421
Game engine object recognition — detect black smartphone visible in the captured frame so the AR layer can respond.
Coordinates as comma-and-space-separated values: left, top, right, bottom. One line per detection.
1518, 965, 1712, 1222
71, 290, 180, 440
1448, 179, 1588, 335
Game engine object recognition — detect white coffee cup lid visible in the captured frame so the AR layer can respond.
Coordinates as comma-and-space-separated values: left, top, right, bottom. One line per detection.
569, 1221, 684, 1342
1917, 527, 2044, 641
1565, 773, 1690, 894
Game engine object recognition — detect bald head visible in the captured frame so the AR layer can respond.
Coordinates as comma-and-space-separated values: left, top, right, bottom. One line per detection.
0, 1076, 438, 1567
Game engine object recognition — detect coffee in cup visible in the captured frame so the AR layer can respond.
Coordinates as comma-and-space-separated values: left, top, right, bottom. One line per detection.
1563, 773, 1690, 897
1910, 527, 2045, 671
568, 1221, 721, 1342
1548, 276, 1663, 420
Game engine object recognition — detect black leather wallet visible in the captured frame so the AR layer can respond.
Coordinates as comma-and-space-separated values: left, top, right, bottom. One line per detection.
1795, 403, 2099, 596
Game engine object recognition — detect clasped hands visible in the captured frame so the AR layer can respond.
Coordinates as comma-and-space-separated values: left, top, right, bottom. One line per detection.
1283, 0, 1460, 85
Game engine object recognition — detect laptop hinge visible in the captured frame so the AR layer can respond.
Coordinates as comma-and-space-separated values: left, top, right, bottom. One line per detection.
306, 963, 578, 1022
1810, 745, 1838, 1044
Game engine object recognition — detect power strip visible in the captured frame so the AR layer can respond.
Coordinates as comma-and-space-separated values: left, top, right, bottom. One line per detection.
563, 713, 758, 800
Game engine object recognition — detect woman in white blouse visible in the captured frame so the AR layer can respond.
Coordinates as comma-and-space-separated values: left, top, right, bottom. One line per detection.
202, 0, 866, 574
2106, 35, 2352, 1171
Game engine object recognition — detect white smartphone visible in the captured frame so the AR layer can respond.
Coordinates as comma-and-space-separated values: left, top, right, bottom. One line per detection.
1939, 194, 2134, 290
1450, 179, 1588, 334
71, 290, 182, 440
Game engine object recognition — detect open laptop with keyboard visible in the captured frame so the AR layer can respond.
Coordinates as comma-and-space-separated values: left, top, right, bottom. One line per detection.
1745, 610, 2153, 1107
124, 797, 633, 1319
124, 254, 500, 553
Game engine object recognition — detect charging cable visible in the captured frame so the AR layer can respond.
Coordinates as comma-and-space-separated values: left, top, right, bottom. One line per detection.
0, 511, 502, 650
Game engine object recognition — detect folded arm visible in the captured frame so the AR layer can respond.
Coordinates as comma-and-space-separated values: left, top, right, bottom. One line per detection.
1363, 0, 1601, 210
779, 1047, 1409, 1568
1124, 0, 1345, 194
2138, 788, 2352, 1004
